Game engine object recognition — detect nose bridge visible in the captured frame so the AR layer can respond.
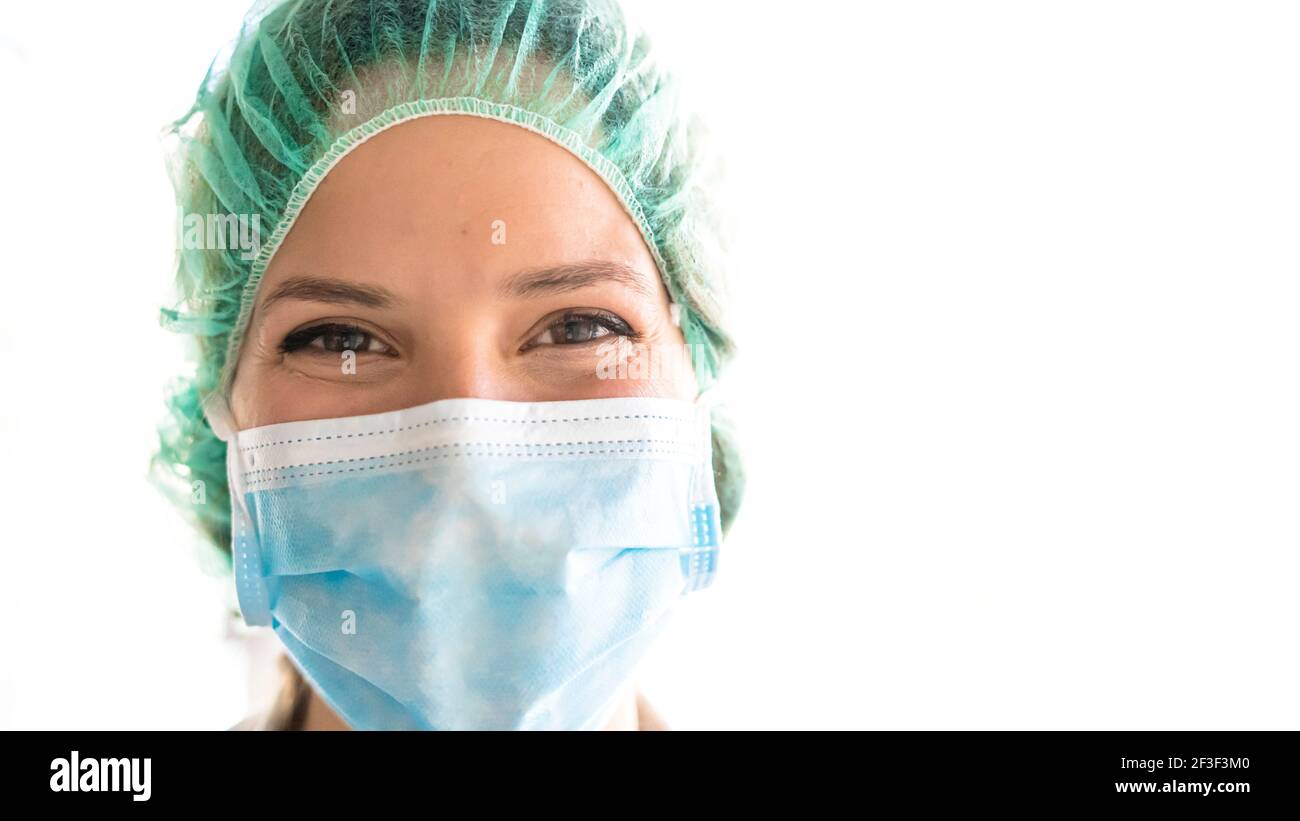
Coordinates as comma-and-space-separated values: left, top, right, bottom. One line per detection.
421, 322, 515, 402
436, 359, 504, 401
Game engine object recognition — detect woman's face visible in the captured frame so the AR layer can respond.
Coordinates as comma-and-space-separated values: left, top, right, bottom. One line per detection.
229, 115, 694, 429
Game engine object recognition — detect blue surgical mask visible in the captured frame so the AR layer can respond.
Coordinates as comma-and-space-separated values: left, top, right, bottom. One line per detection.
203, 392, 721, 730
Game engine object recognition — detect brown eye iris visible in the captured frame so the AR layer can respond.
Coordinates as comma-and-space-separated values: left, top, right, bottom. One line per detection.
280, 323, 393, 355
320, 327, 371, 352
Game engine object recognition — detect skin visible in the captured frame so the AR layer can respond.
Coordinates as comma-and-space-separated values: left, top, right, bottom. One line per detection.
228, 115, 696, 731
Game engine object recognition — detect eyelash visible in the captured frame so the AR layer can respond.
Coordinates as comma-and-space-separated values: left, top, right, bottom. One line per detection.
519, 309, 641, 352
278, 310, 639, 357
279, 323, 395, 356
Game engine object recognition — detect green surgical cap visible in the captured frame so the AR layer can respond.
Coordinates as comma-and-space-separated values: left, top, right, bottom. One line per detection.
153, 0, 744, 569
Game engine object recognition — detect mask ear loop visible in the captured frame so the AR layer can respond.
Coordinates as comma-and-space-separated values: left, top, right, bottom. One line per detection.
202, 390, 237, 443
683, 374, 724, 590
201, 390, 274, 626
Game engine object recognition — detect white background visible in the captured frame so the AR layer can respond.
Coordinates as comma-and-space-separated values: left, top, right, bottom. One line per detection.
1, 1, 1297, 729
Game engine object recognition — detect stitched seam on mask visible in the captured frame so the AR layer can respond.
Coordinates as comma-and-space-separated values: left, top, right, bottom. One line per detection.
243, 445, 692, 487
241, 438, 691, 478
238, 414, 693, 453
240, 441, 696, 480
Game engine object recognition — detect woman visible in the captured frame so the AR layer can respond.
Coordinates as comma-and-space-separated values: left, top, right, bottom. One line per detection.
154, 0, 743, 731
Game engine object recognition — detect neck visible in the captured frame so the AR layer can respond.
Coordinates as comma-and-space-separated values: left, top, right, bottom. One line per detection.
299, 686, 642, 730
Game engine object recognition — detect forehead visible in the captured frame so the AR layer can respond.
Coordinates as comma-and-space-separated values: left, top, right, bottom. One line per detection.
263, 115, 660, 300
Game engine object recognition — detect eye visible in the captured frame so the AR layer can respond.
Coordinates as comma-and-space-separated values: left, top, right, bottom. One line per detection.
280, 323, 396, 356
520, 309, 639, 351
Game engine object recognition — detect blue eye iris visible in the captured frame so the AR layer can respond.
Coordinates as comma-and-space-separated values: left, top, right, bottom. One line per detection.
525, 310, 636, 350
559, 316, 611, 343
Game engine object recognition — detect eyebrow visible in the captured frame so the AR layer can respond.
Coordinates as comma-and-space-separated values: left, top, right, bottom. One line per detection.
498, 260, 656, 301
260, 260, 657, 312
260, 276, 402, 311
